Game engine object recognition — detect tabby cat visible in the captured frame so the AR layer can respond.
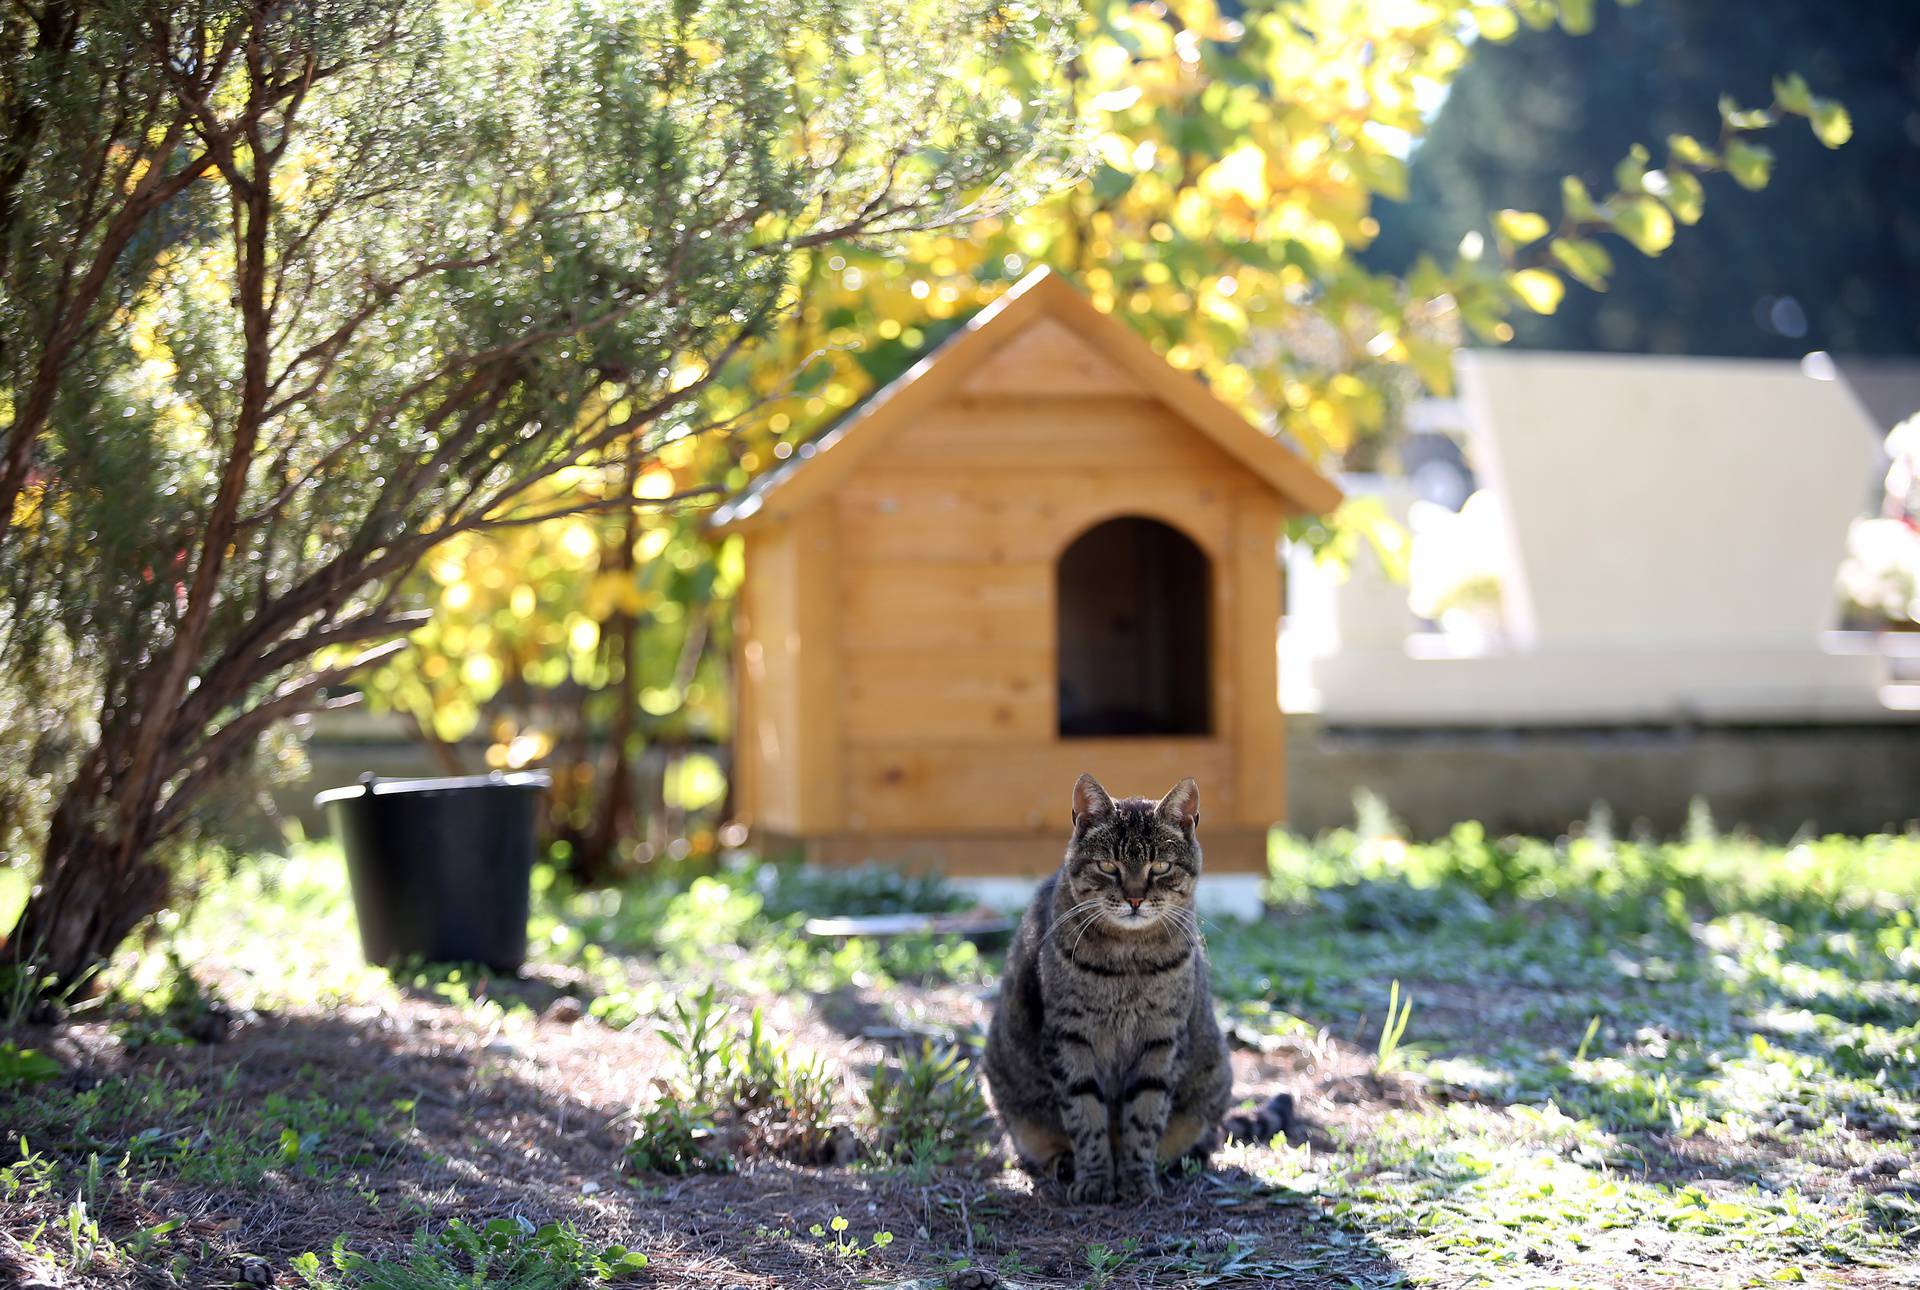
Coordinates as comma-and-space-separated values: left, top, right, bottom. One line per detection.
983, 773, 1289, 1203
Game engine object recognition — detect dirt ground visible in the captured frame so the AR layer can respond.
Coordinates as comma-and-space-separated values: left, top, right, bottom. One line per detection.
4, 962, 1423, 1289
5, 839, 1916, 1288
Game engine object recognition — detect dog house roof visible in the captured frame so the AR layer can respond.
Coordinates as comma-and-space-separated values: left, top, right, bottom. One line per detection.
707, 267, 1341, 531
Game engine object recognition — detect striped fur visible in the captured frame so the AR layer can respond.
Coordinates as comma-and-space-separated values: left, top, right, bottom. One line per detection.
984, 774, 1274, 1203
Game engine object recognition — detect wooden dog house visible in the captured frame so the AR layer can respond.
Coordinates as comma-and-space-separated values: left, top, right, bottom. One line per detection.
710, 269, 1341, 874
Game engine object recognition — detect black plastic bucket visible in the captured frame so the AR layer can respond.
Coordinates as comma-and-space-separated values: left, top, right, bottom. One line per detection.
316, 771, 550, 973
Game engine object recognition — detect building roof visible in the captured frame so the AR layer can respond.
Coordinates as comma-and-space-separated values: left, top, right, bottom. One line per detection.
708, 267, 1341, 531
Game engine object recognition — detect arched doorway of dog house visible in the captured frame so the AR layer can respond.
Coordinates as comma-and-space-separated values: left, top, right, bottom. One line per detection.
1055, 515, 1212, 738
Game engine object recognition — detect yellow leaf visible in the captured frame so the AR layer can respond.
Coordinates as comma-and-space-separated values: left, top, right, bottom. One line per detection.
1494, 209, 1550, 246
1613, 196, 1675, 255
1510, 269, 1565, 315
1560, 176, 1601, 223
635, 465, 676, 500
1550, 237, 1613, 290
1725, 139, 1775, 191
1405, 338, 1455, 395
559, 523, 597, 561
1772, 73, 1814, 116
635, 527, 672, 562
1810, 99, 1851, 149
1198, 143, 1270, 208
1472, 5, 1518, 41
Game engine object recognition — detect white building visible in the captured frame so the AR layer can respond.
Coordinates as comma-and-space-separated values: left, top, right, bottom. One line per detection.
1283, 350, 1919, 837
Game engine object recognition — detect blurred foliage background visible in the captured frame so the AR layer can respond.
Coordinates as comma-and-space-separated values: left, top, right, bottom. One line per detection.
361, 0, 1856, 881
1371, 0, 1920, 356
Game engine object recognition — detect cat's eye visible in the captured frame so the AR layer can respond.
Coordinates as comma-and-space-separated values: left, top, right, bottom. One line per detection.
1097, 861, 1120, 877
1148, 861, 1171, 876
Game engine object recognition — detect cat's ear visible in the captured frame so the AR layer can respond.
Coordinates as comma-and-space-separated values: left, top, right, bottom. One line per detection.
1071, 773, 1113, 827
1157, 778, 1200, 832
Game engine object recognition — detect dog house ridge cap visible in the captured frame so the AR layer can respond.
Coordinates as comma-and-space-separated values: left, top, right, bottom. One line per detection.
705, 267, 1341, 532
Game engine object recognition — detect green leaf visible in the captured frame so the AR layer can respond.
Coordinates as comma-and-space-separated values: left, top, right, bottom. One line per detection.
1810, 99, 1852, 148
1612, 196, 1675, 255
0, 1043, 62, 1089
1772, 72, 1814, 116
1354, 148, 1409, 201
1557, 0, 1595, 35
1668, 134, 1718, 168
598, 1246, 650, 1272
280, 1126, 302, 1163
1560, 175, 1602, 223
1405, 337, 1456, 396
1718, 94, 1776, 131
1725, 140, 1775, 191
1494, 209, 1551, 246
1549, 237, 1613, 290
1089, 163, 1134, 204
1510, 268, 1565, 315
1645, 168, 1704, 225
1514, 0, 1557, 31
1612, 143, 1650, 195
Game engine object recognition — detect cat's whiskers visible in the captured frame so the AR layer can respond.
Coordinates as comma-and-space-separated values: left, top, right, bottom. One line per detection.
1053, 909, 1103, 957
1066, 903, 1114, 957
1037, 899, 1105, 950
1160, 905, 1206, 954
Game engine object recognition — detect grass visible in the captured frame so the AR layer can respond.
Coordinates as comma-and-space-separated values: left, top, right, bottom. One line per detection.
863, 1040, 997, 1170
289, 1217, 649, 1288
627, 985, 845, 1172
0, 820, 1916, 1287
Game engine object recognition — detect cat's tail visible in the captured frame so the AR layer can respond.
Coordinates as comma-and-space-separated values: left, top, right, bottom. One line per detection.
1221, 1091, 1294, 1145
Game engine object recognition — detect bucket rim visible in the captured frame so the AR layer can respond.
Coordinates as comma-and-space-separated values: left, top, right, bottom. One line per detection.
314, 770, 551, 809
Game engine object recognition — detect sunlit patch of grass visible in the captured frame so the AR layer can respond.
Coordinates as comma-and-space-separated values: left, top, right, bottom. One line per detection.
1286, 1103, 1904, 1284
160, 842, 391, 1012
539, 868, 988, 997
143, 842, 986, 1023
1267, 824, 1920, 933
1226, 827, 1920, 1280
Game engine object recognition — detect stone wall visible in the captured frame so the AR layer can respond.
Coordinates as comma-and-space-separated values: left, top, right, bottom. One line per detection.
1285, 714, 1920, 839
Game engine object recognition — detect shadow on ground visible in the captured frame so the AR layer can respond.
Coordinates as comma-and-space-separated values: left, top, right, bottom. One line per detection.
1, 989, 1405, 1289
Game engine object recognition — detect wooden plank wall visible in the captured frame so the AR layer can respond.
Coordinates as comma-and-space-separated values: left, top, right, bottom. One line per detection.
736, 311, 1297, 855
735, 524, 797, 830
832, 388, 1281, 836
736, 511, 846, 834
737, 522, 791, 825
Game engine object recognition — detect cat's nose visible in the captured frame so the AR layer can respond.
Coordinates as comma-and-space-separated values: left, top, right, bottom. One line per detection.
1126, 897, 1145, 911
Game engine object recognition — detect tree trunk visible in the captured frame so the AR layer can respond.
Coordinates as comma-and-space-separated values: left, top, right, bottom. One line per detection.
2, 781, 170, 994
578, 496, 645, 885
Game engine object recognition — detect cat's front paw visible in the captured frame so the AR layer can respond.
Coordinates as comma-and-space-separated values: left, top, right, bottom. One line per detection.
1115, 1167, 1162, 1201
1066, 1172, 1114, 1204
